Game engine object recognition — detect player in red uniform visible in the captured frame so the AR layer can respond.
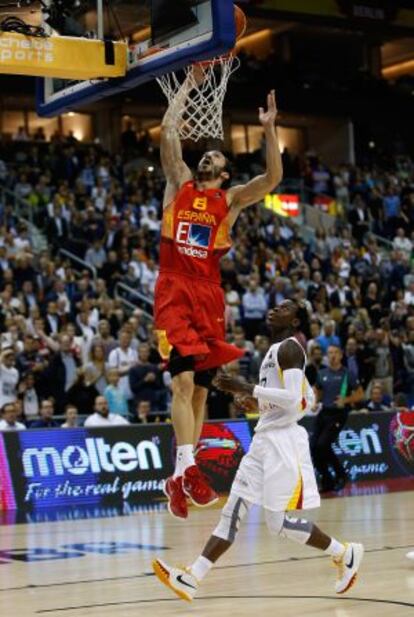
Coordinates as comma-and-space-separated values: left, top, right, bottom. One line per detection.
155, 68, 283, 519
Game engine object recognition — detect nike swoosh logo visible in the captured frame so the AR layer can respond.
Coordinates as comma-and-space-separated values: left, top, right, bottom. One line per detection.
346, 548, 354, 569
177, 574, 196, 590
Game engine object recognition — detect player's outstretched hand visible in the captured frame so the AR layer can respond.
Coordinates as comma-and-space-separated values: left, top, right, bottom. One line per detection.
259, 90, 278, 128
214, 373, 254, 395
234, 394, 259, 413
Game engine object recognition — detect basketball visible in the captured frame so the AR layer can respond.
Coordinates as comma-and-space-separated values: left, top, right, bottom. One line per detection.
234, 4, 247, 40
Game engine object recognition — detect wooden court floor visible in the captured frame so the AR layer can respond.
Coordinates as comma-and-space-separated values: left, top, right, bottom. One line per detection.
0, 491, 413, 616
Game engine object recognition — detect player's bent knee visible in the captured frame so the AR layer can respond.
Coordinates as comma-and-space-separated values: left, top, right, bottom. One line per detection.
172, 372, 194, 399
280, 516, 313, 544
213, 494, 250, 543
264, 510, 285, 536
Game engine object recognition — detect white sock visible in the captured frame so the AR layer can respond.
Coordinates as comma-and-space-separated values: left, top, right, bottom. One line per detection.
190, 555, 213, 581
325, 538, 346, 558
174, 444, 195, 478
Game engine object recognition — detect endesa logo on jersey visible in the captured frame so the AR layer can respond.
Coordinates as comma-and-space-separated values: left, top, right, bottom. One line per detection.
176, 221, 212, 259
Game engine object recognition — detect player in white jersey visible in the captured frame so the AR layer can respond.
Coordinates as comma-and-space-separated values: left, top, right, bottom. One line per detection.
153, 300, 364, 601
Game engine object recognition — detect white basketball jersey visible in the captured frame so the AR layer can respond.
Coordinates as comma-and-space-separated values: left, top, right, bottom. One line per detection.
255, 337, 314, 432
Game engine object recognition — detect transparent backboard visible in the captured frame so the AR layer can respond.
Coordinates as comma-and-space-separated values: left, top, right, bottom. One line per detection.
36, 0, 236, 117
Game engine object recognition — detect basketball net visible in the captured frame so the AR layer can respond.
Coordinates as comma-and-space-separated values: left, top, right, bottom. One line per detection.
157, 54, 240, 142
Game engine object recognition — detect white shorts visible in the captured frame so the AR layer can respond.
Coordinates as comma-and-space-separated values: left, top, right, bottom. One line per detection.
231, 423, 320, 513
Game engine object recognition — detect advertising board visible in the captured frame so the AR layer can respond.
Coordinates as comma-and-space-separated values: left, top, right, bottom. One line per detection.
0, 413, 412, 511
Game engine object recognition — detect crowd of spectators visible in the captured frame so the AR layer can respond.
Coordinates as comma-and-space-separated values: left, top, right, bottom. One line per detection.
0, 133, 413, 431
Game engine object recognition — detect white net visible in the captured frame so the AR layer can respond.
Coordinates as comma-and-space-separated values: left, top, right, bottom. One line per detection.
157, 55, 240, 142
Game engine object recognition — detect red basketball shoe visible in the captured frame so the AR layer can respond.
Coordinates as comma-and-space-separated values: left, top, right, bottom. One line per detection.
164, 476, 188, 520
182, 465, 218, 507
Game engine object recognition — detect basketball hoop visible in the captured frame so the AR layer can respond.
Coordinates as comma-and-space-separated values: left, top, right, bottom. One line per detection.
157, 5, 246, 142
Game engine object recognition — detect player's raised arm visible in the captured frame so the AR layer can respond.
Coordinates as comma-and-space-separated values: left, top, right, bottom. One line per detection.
227, 90, 283, 225
160, 71, 197, 206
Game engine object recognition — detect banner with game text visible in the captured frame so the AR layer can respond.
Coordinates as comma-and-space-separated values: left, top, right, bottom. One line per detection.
0, 412, 413, 511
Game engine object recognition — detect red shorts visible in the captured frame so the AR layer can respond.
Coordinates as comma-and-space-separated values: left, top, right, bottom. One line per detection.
154, 272, 244, 372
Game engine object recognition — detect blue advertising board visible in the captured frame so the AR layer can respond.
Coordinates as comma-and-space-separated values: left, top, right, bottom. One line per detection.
1, 412, 413, 512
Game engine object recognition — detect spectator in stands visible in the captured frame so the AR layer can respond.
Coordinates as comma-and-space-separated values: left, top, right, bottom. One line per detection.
312, 345, 364, 492
348, 196, 370, 245
133, 400, 152, 424
362, 282, 383, 328
242, 278, 268, 340
85, 240, 107, 272
383, 186, 401, 237
305, 343, 326, 386
18, 372, 39, 423
84, 395, 129, 427
93, 319, 116, 358
46, 203, 69, 252
316, 319, 341, 355
344, 337, 360, 383
0, 402, 26, 431
83, 340, 107, 394
44, 301, 63, 336
16, 334, 45, 377
31, 399, 59, 428
0, 348, 19, 409
404, 281, 414, 307
372, 329, 394, 396
104, 368, 129, 417
312, 162, 330, 194
107, 328, 138, 403
393, 227, 412, 258
61, 404, 79, 428
330, 277, 354, 318
100, 250, 123, 294
129, 342, 164, 411
66, 368, 99, 416
14, 173, 32, 200
46, 334, 80, 412
364, 382, 391, 412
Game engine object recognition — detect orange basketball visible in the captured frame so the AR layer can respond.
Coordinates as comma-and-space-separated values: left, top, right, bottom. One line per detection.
234, 4, 247, 40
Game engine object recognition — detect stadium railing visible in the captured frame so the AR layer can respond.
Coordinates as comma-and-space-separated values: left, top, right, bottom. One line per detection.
58, 248, 97, 280
114, 281, 154, 320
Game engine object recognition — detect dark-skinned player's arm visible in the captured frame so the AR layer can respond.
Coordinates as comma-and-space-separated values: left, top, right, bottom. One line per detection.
160, 69, 203, 208
226, 90, 283, 227
214, 340, 305, 408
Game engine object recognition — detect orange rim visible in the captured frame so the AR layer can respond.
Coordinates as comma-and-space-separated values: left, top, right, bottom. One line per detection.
193, 51, 235, 68
192, 4, 246, 69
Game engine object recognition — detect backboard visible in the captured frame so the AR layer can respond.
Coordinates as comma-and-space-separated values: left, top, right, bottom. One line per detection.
36, 0, 237, 117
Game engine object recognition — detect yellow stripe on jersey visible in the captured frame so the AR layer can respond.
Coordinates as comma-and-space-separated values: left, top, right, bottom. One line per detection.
286, 471, 303, 511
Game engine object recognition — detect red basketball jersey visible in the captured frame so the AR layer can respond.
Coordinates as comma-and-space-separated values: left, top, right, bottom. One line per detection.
159, 181, 232, 283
